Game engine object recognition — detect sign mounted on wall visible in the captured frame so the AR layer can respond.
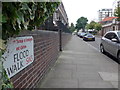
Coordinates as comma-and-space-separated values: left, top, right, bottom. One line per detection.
3, 36, 34, 78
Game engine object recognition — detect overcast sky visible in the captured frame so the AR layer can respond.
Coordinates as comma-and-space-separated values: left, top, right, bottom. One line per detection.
62, 0, 116, 25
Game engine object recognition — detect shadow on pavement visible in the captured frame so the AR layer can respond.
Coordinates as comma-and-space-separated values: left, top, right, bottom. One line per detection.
104, 52, 119, 64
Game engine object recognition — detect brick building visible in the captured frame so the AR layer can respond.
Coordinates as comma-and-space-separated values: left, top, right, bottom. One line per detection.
100, 17, 120, 36
99, 0, 120, 36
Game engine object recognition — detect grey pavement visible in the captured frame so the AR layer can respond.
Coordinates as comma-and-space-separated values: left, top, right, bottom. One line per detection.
37, 35, 119, 88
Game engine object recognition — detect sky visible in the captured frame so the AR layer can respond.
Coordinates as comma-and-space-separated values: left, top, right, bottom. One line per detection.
62, 0, 116, 25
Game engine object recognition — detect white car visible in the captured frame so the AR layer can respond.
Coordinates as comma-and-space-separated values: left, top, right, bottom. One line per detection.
100, 31, 120, 61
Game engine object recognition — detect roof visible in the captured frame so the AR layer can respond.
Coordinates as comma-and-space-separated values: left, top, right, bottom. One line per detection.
102, 17, 118, 22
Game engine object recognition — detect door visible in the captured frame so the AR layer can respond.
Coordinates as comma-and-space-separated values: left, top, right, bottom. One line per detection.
108, 33, 119, 57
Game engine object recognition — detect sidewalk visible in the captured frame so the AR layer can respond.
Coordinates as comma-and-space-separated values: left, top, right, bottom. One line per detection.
37, 35, 118, 88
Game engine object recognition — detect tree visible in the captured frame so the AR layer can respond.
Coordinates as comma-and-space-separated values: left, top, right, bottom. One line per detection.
69, 23, 75, 32
85, 24, 89, 30
76, 17, 88, 32
87, 21, 96, 30
114, 5, 120, 21
114, 3, 120, 30
85, 21, 102, 31
95, 23, 102, 31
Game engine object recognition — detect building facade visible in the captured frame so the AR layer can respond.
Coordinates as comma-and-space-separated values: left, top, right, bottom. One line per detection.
99, 0, 120, 36
98, 9, 113, 22
39, 2, 69, 32
100, 17, 119, 36
53, 2, 69, 27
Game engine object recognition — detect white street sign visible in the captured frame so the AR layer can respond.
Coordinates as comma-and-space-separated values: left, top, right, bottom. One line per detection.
3, 36, 34, 78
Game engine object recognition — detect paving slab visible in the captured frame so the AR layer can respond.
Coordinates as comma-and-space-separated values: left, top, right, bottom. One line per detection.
110, 81, 118, 88
72, 71, 102, 81
40, 78, 78, 88
78, 80, 114, 88
99, 72, 118, 81
48, 69, 72, 79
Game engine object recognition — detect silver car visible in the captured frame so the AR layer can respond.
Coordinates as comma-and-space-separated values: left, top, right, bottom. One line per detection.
100, 31, 120, 61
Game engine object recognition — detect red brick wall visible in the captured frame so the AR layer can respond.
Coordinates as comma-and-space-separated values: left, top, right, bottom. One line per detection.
10, 30, 71, 88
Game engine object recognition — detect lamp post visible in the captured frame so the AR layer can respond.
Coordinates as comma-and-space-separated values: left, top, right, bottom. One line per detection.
55, 21, 62, 51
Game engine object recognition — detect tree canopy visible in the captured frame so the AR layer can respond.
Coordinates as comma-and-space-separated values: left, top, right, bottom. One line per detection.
95, 23, 102, 31
75, 17, 88, 32
86, 21, 102, 31
69, 23, 75, 32
114, 6, 120, 21
86, 21, 96, 30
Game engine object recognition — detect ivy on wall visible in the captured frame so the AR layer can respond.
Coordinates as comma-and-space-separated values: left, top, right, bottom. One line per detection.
2, 2, 60, 40
0, 1, 60, 89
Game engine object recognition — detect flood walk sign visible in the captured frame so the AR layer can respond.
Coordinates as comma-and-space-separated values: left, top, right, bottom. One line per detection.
3, 36, 34, 78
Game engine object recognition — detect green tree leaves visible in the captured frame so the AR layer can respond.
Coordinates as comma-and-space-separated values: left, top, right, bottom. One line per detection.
69, 23, 75, 32
87, 21, 96, 30
86, 21, 102, 31
76, 17, 88, 32
95, 23, 102, 31
2, 2, 60, 40
114, 7, 120, 21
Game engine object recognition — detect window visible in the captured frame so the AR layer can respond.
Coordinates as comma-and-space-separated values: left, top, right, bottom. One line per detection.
117, 32, 120, 38
104, 32, 118, 40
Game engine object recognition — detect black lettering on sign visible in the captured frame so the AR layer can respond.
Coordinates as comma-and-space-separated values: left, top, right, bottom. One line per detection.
19, 52, 23, 59
26, 50, 29, 56
6, 61, 24, 77
14, 53, 19, 62
14, 64, 17, 72
14, 50, 29, 62
23, 51, 26, 58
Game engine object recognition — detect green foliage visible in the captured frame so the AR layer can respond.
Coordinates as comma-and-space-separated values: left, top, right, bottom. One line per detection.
2, 69, 14, 89
76, 17, 88, 32
69, 23, 75, 32
85, 24, 89, 30
87, 21, 96, 30
86, 21, 102, 31
2, 2, 60, 40
114, 6, 120, 21
95, 23, 102, 31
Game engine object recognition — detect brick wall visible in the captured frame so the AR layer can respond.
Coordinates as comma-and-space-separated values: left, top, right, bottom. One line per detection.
10, 30, 71, 88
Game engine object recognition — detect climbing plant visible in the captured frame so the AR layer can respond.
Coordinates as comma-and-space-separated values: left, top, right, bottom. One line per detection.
1, 1, 60, 89
2, 2, 60, 40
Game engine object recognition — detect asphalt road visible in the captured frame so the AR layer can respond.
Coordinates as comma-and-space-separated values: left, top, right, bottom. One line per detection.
81, 36, 119, 63
83, 36, 101, 51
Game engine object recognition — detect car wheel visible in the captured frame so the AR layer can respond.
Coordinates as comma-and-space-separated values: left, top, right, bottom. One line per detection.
117, 52, 120, 63
100, 44, 105, 54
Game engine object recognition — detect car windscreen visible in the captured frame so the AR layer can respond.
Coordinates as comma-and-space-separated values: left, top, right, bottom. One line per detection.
86, 34, 93, 37
81, 33, 86, 36
117, 32, 120, 38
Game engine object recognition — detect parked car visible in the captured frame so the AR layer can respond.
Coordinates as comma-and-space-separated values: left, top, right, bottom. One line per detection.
83, 33, 95, 41
100, 31, 120, 60
78, 32, 87, 38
